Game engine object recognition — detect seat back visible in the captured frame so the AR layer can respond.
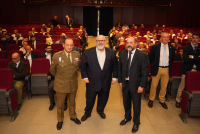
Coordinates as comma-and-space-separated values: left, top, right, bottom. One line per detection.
21, 59, 30, 75
0, 51, 6, 59
51, 43, 63, 51
5, 44, 19, 51
0, 68, 13, 91
36, 44, 46, 52
31, 58, 50, 75
7, 50, 23, 62
73, 39, 81, 48
186, 71, 200, 93
0, 44, 4, 51
0, 59, 8, 68
31, 50, 41, 58
171, 61, 184, 77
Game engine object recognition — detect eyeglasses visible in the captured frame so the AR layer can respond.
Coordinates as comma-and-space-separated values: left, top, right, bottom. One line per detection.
96, 40, 105, 42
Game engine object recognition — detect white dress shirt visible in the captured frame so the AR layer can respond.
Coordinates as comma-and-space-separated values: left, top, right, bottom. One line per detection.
126, 49, 136, 80
32, 40, 36, 49
24, 54, 32, 67
15, 61, 20, 68
159, 43, 169, 66
191, 43, 197, 68
45, 52, 52, 65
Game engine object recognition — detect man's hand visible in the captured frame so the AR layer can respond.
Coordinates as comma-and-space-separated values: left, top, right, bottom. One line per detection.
111, 80, 116, 84
119, 83, 123, 89
137, 86, 144, 93
189, 55, 194, 59
25, 52, 30, 57
13, 75, 15, 78
84, 78, 89, 83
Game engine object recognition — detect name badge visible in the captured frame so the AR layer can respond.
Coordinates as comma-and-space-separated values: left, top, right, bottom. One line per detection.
59, 57, 61, 62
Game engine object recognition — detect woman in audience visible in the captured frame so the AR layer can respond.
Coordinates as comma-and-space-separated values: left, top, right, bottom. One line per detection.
40, 28, 46, 35
122, 23, 129, 30
140, 24, 144, 29
151, 29, 157, 36
55, 33, 66, 43
170, 29, 176, 39
130, 23, 135, 29
143, 31, 152, 38
31, 28, 38, 35
151, 34, 158, 44
116, 22, 122, 30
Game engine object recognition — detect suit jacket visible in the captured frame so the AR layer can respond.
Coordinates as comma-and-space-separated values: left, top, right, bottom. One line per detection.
41, 51, 55, 61
65, 18, 74, 28
81, 47, 118, 92
29, 40, 41, 45
6, 60, 28, 84
118, 49, 149, 93
22, 52, 39, 59
175, 55, 183, 61
2, 39, 16, 49
149, 43, 175, 77
50, 50, 81, 93
180, 44, 200, 74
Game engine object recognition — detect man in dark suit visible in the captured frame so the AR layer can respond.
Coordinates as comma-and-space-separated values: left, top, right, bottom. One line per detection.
29, 36, 41, 50
118, 37, 149, 133
175, 32, 200, 108
49, 16, 59, 27
81, 35, 118, 121
2, 33, 16, 50
28, 31, 34, 41
175, 48, 184, 61
22, 45, 39, 68
148, 32, 175, 109
7, 52, 28, 111
65, 15, 74, 28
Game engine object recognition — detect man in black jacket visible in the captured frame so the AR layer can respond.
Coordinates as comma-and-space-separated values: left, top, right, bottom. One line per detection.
148, 32, 175, 109
118, 37, 148, 133
7, 52, 28, 111
175, 48, 184, 61
81, 35, 118, 121
175, 32, 200, 108
49, 16, 59, 27
2, 33, 16, 50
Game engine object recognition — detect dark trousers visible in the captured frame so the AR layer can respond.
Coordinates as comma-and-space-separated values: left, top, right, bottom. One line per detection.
123, 81, 141, 124
84, 88, 110, 116
48, 80, 67, 104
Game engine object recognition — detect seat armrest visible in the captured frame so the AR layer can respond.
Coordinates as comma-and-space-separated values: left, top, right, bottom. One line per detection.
25, 75, 30, 81
182, 91, 193, 99
5, 89, 16, 97
48, 75, 51, 80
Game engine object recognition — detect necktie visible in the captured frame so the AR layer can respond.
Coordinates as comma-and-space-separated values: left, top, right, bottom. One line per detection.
194, 46, 197, 53
67, 53, 71, 64
14, 63, 17, 68
163, 45, 167, 66
126, 52, 132, 78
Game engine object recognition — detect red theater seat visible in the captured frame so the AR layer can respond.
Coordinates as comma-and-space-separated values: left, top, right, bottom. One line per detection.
0, 59, 8, 68
0, 51, 6, 59
51, 43, 63, 51
5, 44, 19, 51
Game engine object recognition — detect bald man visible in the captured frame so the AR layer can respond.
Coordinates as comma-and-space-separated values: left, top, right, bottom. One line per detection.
7, 53, 28, 111
65, 15, 74, 28
81, 35, 118, 121
118, 37, 148, 133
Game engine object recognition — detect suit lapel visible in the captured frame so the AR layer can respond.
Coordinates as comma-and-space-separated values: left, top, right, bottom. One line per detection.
61, 50, 70, 64
168, 44, 172, 61
103, 48, 109, 70
93, 47, 101, 70
158, 43, 161, 59
124, 50, 128, 72
189, 43, 195, 54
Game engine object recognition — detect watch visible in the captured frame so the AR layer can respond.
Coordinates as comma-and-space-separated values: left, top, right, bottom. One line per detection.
192, 56, 194, 59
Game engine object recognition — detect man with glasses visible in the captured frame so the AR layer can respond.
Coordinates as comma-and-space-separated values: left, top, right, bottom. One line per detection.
81, 35, 118, 121
7, 52, 28, 111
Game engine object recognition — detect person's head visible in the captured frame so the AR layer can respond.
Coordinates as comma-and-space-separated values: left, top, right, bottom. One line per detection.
162, 25, 165, 28
22, 41, 28, 48
14, 29, 18, 34
123, 23, 127, 26
45, 45, 52, 53
191, 32, 200, 46
118, 22, 121, 26
128, 32, 132, 36
79, 30, 83, 35
5, 34, 11, 40
12, 52, 20, 63
152, 29, 156, 33
180, 30, 183, 35
161, 32, 169, 45
171, 42, 175, 47
174, 39, 179, 44
134, 26, 137, 29
70, 27, 73, 32
115, 30, 118, 35
147, 31, 150, 35
65, 15, 69, 19
42, 24, 46, 27
136, 32, 140, 36
31, 28, 35, 31
153, 34, 157, 40
50, 25, 54, 28
2, 31, 7, 35
41, 28, 45, 32
170, 29, 174, 34
158, 29, 162, 34
16, 32, 20, 38
141, 24, 144, 27
23, 37, 28, 42
54, 16, 57, 20
120, 37, 124, 42
177, 33, 180, 37
57, 24, 60, 27
59, 33, 66, 42
179, 48, 183, 56
118, 31, 123, 37
80, 26, 83, 30
188, 36, 192, 42
25, 45, 32, 54
31, 36, 36, 41
96, 35, 106, 50
139, 42, 144, 49
112, 26, 116, 30
126, 37, 138, 52
146, 38, 151, 43
28, 31, 32, 36
155, 24, 158, 27
63, 37, 74, 53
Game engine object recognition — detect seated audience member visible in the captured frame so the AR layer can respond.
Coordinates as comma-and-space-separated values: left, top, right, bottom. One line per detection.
2, 33, 16, 49
127, 32, 133, 38
79, 29, 88, 49
41, 45, 54, 65
49, 25, 55, 35
144, 31, 152, 38
65, 15, 74, 28
157, 29, 162, 35
151, 34, 158, 44
174, 39, 181, 52
1, 30, 7, 41
140, 24, 144, 29
134, 26, 138, 31
56, 33, 66, 43
154, 24, 159, 29
144, 38, 153, 49
22, 45, 39, 67
40, 28, 46, 35
137, 42, 145, 50
13, 32, 24, 45
176, 32, 184, 42
29, 36, 41, 50
180, 30, 184, 37
108, 26, 116, 36
7, 52, 28, 111
28, 31, 34, 41
122, 28, 128, 34
41, 24, 47, 30
19, 41, 32, 54
170, 30, 176, 39
116, 22, 122, 30
49, 16, 59, 27
56, 24, 63, 30
162, 25, 166, 31
141, 49, 150, 62
135, 32, 141, 38
122, 23, 129, 30
186, 36, 192, 43
0, 26, 3, 34
130, 23, 135, 29
151, 29, 157, 36
11, 29, 21, 38
115, 37, 125, 52
19, 37, 29, 46
69, 28, 76, 35
109, 30, 118, 49
79, 26, 88, 35
45, 31, 52, 37
31, 28, 38, 35
118, 31, 125, 40
175, 48, 183, 61
184, 32, 192, 39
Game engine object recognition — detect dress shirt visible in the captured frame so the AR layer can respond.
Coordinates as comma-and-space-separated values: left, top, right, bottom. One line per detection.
15, 61, 20, 68
191, 43, 198, 68
64, 50, 72, 63
159, 43, 169, 66
24, 53, 32, 67
45, 52, 51, 64
126, 49, 136, 80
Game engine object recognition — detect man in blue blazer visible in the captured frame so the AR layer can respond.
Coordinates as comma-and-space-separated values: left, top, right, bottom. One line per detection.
81, 35, 118, 121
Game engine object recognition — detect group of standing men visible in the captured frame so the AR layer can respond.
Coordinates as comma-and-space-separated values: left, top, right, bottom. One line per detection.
49, 15, 74, 28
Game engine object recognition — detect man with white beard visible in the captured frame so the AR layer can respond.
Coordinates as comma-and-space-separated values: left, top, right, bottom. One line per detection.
81, 35, 118, 121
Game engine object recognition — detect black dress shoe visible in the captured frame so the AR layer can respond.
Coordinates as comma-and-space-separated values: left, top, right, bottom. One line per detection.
64, 103, 68, 111
120, 118, 131, 125
148, 100, 153, 108
175, 101, 181, 108
159, 101, 168, 109
81, 114, 91, 121
70, 118, 81, 124
57, 122, 63, 130
49, 103, 55, 111
17, 103, 22, 111
98, 113, 106, 119
132, 124, 139, 133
